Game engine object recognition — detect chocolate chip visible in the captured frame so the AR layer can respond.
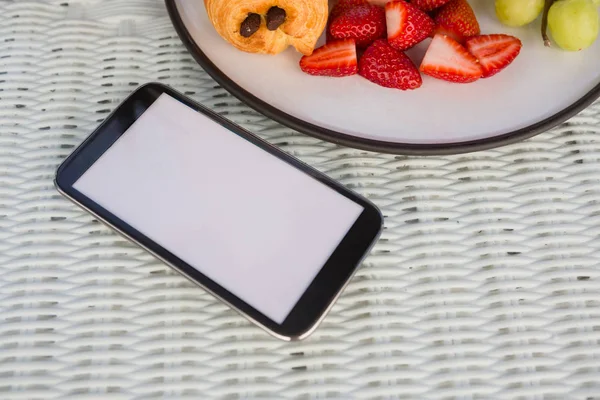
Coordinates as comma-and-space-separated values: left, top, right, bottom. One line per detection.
266, 7, 286, 31
240, 13, 261, 38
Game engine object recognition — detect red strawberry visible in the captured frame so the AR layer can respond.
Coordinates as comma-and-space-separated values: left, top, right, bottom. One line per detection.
433, 0, 479, 43
329, 4, 387, 47
359, 39, 422, 90
367, 0, 392, 5
385, 1, 435, 51
330, 0, 368, 21
411, 0, 452, 12
465, 34, 522, 78
420, 34, 482, 83
300, 39, 358, 77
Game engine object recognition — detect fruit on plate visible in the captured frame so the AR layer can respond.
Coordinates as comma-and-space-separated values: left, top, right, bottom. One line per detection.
330, 0, 368, 20
433, 0, 480, 43
494, 0, 600, 50
495, 0, 545, 27
465, 34, 522, 77
299, 39, 358, 76
385, 1, 435, 51
300, 0, 520, 87
547, 0, 599, 51
367, 0, 393, 5
420, 33, 483, 83
411, 0, 453, 12
329, 3, 387, 47
358, 39, 423, 89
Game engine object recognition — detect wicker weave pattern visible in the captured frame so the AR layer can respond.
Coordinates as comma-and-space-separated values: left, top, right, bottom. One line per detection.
1, 1, 600, 398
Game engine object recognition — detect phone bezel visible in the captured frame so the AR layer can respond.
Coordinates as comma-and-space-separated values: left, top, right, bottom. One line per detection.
55, 82, 384, 341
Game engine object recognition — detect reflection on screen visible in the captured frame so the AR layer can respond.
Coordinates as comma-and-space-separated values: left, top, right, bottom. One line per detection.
73, 93, 363, 323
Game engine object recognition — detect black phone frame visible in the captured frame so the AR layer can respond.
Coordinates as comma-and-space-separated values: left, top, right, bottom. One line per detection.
55, 82, 384, 340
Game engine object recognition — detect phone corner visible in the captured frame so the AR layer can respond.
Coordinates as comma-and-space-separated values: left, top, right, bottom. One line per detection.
291, 326, 320, 342
53, 160, 67, 193
137, 81, 164, 90
53, 173, 68, 198
134, 81, 172, 97
281, 324, 319, 342
264, 318, 322, 342
368, 201, 385, 236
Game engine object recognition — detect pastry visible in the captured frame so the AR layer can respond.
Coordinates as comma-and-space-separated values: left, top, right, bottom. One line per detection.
204, 0, 328, 55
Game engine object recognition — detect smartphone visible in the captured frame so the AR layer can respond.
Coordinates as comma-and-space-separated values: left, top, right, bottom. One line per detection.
55, 83, 383, 341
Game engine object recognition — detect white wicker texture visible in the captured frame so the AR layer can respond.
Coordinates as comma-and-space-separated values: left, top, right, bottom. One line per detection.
1, 0, 600, 399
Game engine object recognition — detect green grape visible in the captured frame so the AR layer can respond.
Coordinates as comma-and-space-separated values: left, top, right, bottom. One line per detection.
548, 0, 599, 51
496, 0, 545, 26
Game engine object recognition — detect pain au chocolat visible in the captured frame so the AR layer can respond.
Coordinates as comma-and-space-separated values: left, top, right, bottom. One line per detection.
204, 0, 329, 55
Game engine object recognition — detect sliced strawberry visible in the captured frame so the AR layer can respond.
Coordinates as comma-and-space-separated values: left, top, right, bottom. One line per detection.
465, 34, 522, 78
412, 0, 452, 12
330, 0, 368, 21
359, 39, 422, 90
329, 4, 387, 47
385, 1, 435, 51
420, 34, 482, 83
366, 0, 392, 5
433, 0, 479, 43
300, 39, 358, 77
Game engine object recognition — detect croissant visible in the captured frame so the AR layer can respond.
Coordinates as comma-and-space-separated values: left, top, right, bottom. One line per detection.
204, 0, 329, 55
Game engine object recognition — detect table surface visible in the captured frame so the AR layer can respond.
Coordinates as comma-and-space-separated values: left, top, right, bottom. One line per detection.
1, 0, 600, 399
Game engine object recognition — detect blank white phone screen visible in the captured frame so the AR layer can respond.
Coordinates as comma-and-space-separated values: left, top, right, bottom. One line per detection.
73, 93, 364, 324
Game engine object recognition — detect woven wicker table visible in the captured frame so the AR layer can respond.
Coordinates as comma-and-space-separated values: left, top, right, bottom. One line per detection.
2, 0, 600, 399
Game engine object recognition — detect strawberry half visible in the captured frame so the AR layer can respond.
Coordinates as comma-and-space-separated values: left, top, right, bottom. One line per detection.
300, 39, 358, 77
330, 0, 368, 21
329, 4, 387, 47
412, 0, 452, 12
420, 34, 482, 83
465, 34, 522, 78
366, 0, 392, 5
433, 0, 480, 43
359, 39, 422, 90
385, 1, 435, 51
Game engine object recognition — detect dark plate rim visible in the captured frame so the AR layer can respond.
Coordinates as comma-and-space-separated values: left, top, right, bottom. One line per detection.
165, 0, 600, 156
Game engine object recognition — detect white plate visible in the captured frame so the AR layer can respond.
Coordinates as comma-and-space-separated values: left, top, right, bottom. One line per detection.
166, 0, 600, 154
